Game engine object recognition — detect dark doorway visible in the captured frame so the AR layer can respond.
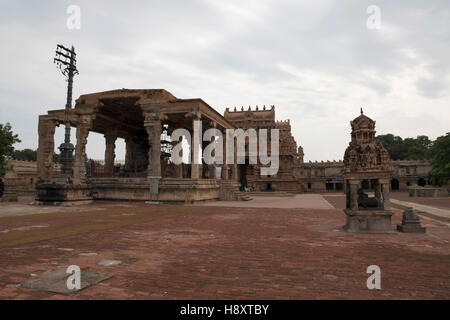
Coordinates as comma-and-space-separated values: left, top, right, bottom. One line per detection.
418, 178, 426, 187
335, 183, 343, 191
239, 164, 247, 190
391, 178, 399, 191
362, 180, 370, 190
266, 183, 273, 191
325, 182, 334, 191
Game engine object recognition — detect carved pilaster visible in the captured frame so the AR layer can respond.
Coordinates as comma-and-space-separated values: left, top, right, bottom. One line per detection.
191, 113, 201, 179
349, 180, 360, 210
145, 112, 162, 194
37, 116, 57, 181
221, 129, 229, 180
232, 140, 238, 181
104, 129, 118, 174
73, 116, 93, 181
381, 181, 390, 209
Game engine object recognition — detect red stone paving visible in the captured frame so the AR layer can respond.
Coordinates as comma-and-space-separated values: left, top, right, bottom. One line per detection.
0, 203, 448, 300
322, 195, 346, 209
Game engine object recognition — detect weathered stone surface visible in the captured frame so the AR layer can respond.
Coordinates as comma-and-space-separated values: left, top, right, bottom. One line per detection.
344, 209, 393, 233
21, 268, 112, 295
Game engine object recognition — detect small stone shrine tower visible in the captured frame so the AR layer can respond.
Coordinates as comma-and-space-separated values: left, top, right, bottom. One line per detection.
343, 109, 393, 233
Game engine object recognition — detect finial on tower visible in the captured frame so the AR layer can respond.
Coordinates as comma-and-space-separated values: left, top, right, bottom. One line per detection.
360, 107, 364, 115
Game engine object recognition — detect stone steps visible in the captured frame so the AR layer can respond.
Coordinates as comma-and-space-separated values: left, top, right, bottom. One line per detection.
234, 191, 253, 201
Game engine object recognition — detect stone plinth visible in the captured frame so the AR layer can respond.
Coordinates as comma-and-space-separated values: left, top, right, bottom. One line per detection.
344, 209, 393, 233
89, 178, 220, 202
397, 207, 426, 233
36, 183, 93, 205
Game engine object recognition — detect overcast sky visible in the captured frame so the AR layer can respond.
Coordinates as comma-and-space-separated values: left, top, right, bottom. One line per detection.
0, 0, 449, 161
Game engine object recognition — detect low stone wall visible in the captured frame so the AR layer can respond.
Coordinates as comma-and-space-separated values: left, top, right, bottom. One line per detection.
408, 187, 442, 197
251, 179, 300, 192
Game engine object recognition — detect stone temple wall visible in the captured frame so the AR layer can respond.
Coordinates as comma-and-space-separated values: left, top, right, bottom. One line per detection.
1, 160, 60, 201
294, 159, 432, 193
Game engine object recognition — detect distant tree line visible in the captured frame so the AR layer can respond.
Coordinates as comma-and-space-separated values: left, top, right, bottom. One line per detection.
0, 123, 21, 176
377, 133, 450, 186
376, 134, 432, 160
12, 148, 59, 163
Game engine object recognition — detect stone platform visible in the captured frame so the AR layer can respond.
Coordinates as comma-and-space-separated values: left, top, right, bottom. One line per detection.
35, 183, 93, 205
344, 209, 393, 233
36, 178, 228, 204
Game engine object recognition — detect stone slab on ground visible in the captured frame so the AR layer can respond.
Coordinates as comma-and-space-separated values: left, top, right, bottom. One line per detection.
20, 268, 112, 295
98, 259, 122, 266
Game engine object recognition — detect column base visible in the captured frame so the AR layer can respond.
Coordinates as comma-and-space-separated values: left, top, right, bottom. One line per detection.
35, 183, 93, 205
148, 176, 161, 195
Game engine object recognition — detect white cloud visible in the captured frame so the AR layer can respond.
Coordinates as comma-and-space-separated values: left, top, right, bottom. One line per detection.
0, 0, 449, 161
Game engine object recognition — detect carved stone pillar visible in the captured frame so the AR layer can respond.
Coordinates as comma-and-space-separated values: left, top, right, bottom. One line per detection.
209, 164, 216, 179
37, 116, 57, 181
381, 180, 390, 209
221, 130, 229, 180
232, 140, 238, 181
191, 114, 201, 179
169, 137, 183, 179
349, 180, 359, 210
374, 180, 382, 203
208, 121, 217, 179
73, 117, 92, 181
145, 113, 162, 195
104, 129, 118, 175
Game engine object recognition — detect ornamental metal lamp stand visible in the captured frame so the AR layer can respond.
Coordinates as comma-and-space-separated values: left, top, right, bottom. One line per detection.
54, 44, 79, 176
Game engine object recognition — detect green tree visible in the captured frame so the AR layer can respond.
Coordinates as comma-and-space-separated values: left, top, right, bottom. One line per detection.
0, 122, 21, 176
12, 149, 60, 163
429, 133, 450, 186
13, 148, 37, 161
376, 134, 431, 160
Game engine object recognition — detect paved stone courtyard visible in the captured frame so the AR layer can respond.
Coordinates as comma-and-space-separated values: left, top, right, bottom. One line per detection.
0, 194, 448, 299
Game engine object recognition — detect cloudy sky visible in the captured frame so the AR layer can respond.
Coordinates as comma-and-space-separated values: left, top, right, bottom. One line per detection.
0, 0, 449, 161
